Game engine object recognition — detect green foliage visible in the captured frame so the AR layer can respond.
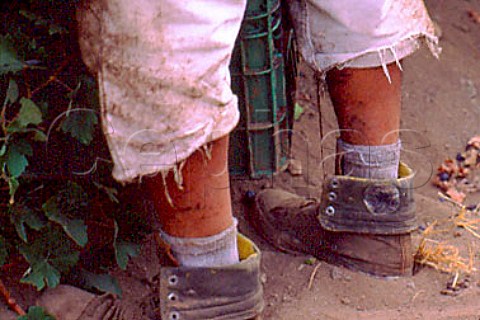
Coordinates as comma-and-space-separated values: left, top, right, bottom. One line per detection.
42, 182, 89, 247
0, 1, 141, 306
0, 36, 24, 74
79, 269, 123, 297
17, 306, 56, 320
10, 203, 45, 242
61, 109, 98, 145
20, 227, 80, 290
7, 139, 33, 178
114, 221, 140, 270
6, 79, 19, 103
16, 98, 43, 127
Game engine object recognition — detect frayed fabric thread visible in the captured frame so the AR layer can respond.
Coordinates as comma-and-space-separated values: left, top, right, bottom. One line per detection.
375, 34, 441, 83
157, 145, 213, 208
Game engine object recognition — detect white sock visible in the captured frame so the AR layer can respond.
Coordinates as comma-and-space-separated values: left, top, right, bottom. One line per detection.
159, 218, 239, 267
336, 139, 401, 179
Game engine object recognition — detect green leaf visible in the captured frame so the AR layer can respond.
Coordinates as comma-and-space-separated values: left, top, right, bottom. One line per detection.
115, 241, 140, 270
21, 260, 61, 290
42, 197, 66, 225
10, 203, 46, 242
42, 196, 88, 247
80, 269, 122, 297
33, 130, 47, 142
7, 146, 28, 177
6, 140, 33, 178
64, 219, 88, 247
12, 139, 33, 156
61, 110, 98, 145
294, 102, 304, 121
6, 79, 19, 104
20, 227, 80, 290
0, 236, 7, 267
113, 221, 140, 270
0, 144, 6, 156
17, 306, 56, 320
0, 36, 23, 74
49, 251, 80, 274
17, 98, 43, 127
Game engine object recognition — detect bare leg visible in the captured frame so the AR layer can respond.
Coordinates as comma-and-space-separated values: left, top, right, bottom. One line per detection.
326, 63, 402, 146
143, 136, 239, 267
144, 135, 233, 238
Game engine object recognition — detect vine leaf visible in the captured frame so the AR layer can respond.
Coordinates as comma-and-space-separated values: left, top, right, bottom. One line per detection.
7, 98, 43, 134
6, 139, 33, 178
33, 130, 48, 142
10, 203, 46, 242
20, 228, 80, 290
21, 260, 61, 290
42, 198, 88, 247
7, 146, 28, 178
17, 306, 56, 320
6, 79, 19, 104
61, 110, 98, 145
0, 36, 23, 74
17, 98, 43, 127
79, 269, 122, 297
113, 221, 140, 270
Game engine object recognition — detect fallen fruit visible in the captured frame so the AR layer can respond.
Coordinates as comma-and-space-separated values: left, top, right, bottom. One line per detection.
439, 172, 450, 182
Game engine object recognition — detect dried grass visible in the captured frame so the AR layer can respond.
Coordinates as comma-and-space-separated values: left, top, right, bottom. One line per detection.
414, 200, 480, 286
453, 207, 480, 239
415, 238, 475, 275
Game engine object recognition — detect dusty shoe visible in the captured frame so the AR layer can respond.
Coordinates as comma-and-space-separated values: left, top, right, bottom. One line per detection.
37, 285, 151, 320
158, 234, 264, 320
37, 234, 263, 320
253, 163, 416, 277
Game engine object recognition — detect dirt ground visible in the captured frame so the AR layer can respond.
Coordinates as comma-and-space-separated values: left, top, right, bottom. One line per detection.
235, 0, 480, 318
3, 0, 480, 319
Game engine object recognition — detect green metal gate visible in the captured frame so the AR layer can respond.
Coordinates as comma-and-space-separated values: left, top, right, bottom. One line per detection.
229, 0, 296, 178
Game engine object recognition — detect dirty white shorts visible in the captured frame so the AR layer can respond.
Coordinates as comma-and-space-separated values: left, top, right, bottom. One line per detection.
77, 0, 439, 183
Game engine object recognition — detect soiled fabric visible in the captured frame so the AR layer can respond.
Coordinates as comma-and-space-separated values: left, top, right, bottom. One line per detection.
77, 0, 245, 182
290, 0, 440, 81
77, 0, 438, 183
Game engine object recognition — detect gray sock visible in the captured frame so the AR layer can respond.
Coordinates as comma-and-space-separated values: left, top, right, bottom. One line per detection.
336, 139, 401, 179
159, 218, 239, 267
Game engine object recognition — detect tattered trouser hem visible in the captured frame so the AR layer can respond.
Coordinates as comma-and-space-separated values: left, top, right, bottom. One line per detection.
77, 0, 246, 184
318, 33, 440, 83
289, 0, 441, 80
